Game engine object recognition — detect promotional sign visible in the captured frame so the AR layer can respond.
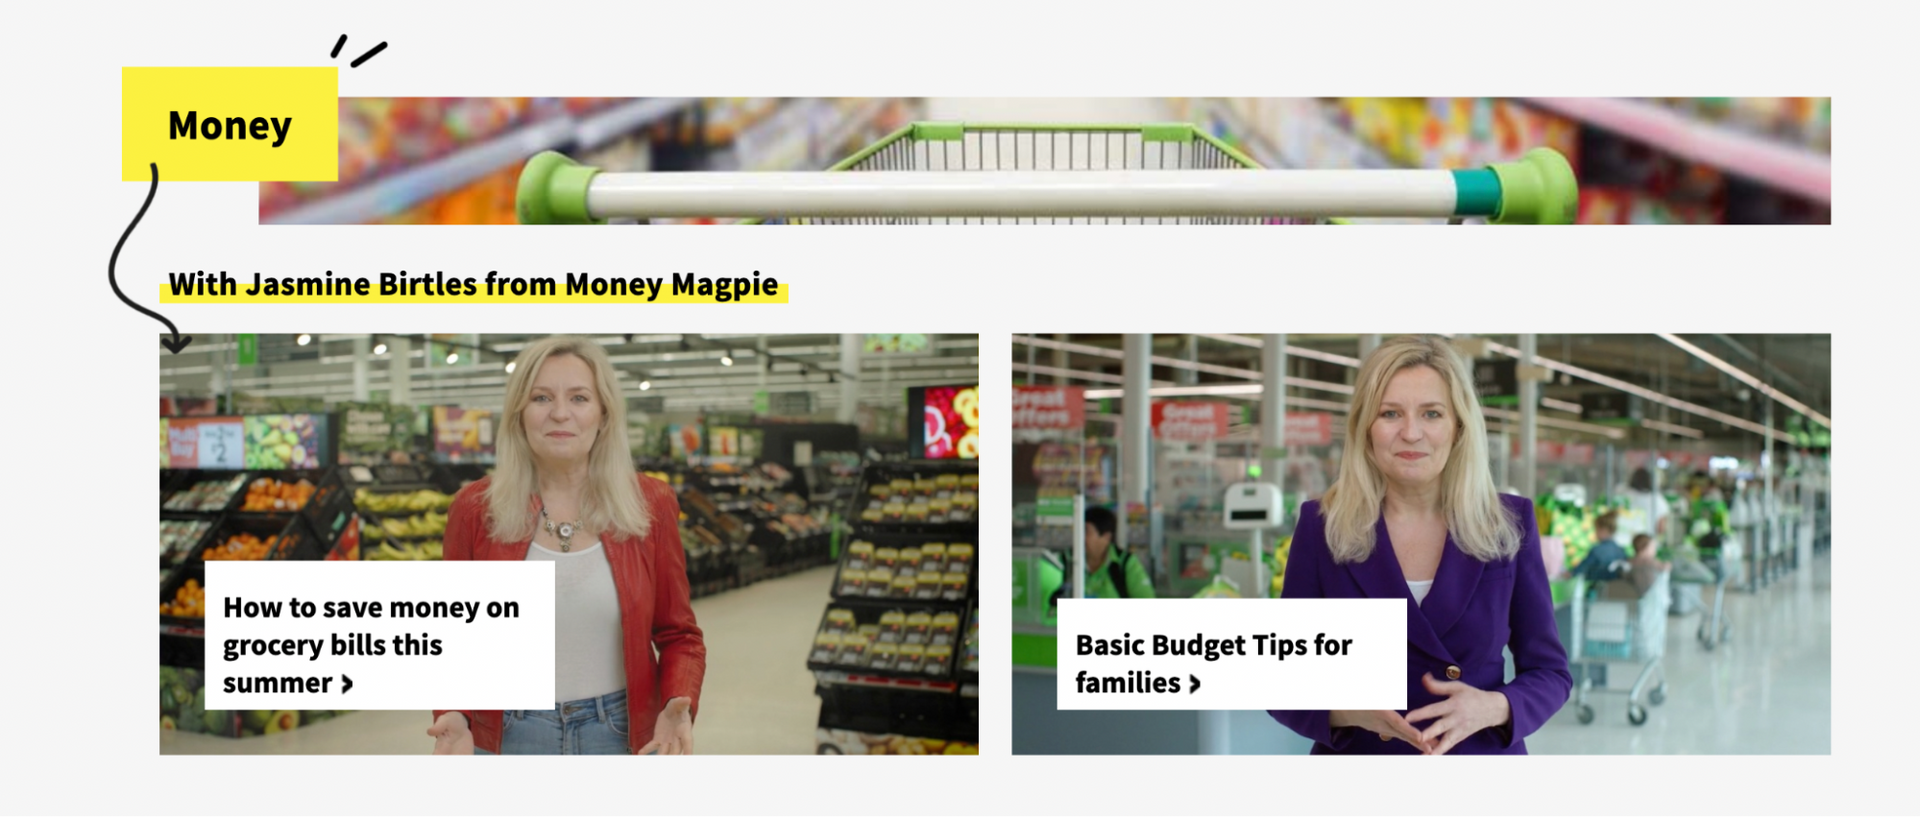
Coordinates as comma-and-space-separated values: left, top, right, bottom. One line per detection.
167, 417, 245, 469
710, 426, 742, 457
236, 333, 258, 366
431, 407, 495, 462
914, 385, 981, 459
1012, 386, 1084, 430
1151, 402, 1229, 442
1474, 358, 1519, 406
1285, 412, 1334, 446
863, 334, 931, 354
167, 415, 332, 470
767, 391, 814, 417
667, 424, 704, 459
1581, 391, 1644, 425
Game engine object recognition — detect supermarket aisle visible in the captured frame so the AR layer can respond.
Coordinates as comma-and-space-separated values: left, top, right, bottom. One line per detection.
688, 564, 835, 755
161, 565, 835, 755
1529, 553, 1831, 754
924, 98, 1168, 123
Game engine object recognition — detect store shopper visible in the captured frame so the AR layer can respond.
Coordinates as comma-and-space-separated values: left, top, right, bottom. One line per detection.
1079, 506, 1155, 599
1628, 533, 1670, 596
1268, 335, 1570, 755
427, 336, 706, 755
1623, 467, 1672, 539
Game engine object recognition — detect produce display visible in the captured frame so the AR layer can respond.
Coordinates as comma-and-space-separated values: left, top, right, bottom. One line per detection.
203, 532, 288, 562
356, 489, 452, 561
243, 415, 323, 469
161, 519, 212, 568
963, 611, 979, 674
165, 475, 248, 512
162, 578, 206, 617
856, 473, 979, 525
812, 461, 979, 750
159, 666, 347, 737
811, 607, 963, 676
365, 540, 444, 561
369, 510, 448, 540
354, 488, 454, 514
836, 541, 975, 602
240, 478, 316, 512
815, 729, 977, 756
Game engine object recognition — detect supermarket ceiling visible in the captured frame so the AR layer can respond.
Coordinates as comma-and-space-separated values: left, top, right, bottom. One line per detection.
158, 333, 980, 414
1012, 333, 1830, 445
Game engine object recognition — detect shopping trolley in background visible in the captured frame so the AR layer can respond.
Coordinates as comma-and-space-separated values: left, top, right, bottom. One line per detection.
515, 122, 1578, 225
1568, 570, 1669, 726
1684, 528, 1738, 651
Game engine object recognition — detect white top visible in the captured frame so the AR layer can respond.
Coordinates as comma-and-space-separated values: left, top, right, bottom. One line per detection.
526, 540, 626, 702
1407, 579, 1435, 607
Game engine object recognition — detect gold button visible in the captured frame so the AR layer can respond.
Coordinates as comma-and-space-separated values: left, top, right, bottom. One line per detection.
1381, 733, 1392, 741
1446, 665, 1461, 681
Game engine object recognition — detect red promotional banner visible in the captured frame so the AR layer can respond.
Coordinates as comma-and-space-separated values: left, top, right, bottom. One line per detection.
1152, 402, 1229, 442
1012, 386, 1085, 430
1286, 412, 1334, 446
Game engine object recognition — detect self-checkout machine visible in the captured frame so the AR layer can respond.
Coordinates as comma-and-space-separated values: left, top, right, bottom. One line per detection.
1191, 481, 1287, 755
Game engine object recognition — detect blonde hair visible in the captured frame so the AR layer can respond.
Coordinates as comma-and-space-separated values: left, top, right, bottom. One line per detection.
485, 336, 649, 543
1319, 335, 1519, 564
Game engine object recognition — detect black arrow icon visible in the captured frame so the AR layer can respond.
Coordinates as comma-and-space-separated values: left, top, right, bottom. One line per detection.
112, 162, 191, 353
341, 674, 353, 693
1189, 674, 1201, 694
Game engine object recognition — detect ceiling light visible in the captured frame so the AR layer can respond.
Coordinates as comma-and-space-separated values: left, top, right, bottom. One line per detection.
372, 342, 388, 355
446, 352, 459, 365
296, 334, 312, 346
721, 351, 734, 366
504, 361, 516, 374
640, 380, 651, 391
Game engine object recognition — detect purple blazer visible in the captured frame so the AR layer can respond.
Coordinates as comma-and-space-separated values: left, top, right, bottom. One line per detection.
1269, 493, 1570, 755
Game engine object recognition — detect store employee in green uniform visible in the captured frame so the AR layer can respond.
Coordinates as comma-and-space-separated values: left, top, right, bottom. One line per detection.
1044, 507, 1157, 607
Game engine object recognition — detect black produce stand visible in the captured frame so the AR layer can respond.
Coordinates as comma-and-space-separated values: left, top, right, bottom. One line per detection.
810, 460, 980, 752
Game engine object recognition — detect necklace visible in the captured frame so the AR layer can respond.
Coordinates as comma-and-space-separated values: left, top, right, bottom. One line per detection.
538, 504, 580, 553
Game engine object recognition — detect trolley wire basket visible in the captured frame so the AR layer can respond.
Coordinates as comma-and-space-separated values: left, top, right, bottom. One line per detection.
517, 122, 1578, 225
1568, 570, 1669, 726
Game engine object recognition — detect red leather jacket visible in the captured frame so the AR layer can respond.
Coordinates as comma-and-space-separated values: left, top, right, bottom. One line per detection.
434, 475, 706, 754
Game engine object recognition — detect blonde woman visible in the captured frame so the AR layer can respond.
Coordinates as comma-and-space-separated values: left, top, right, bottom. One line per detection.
427, 336, 706, 755
1269, 335, 1569, 755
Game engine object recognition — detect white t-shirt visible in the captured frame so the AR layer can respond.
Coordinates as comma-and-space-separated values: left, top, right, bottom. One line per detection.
1407, 579, 1435, 607
1621, 490, 1672, 539
526, 540, 626, 703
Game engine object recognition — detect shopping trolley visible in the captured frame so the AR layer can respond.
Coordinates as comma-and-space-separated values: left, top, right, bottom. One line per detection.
515, 122, 1577, 224
1686, 530, 1738, 650
1568, 569, 1669, 726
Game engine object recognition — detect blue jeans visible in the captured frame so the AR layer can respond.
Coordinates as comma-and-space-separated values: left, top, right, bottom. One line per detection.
479, 688, 632, 755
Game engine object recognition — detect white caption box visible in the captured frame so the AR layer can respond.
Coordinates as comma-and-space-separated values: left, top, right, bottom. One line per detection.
1055, 598, 1406, 710
205, 561, 554, 710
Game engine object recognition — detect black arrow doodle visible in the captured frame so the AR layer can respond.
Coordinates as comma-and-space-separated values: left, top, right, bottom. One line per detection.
341, 674, 354, 693
111, 162, 191, 354
1190, 674, 1200, 694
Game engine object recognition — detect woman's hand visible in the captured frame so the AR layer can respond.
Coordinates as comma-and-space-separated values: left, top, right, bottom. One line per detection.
1405, 674, 1512, 755
639, 697, 694, 755
427, 712, 474, 755
1329, 709, 1430, 751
